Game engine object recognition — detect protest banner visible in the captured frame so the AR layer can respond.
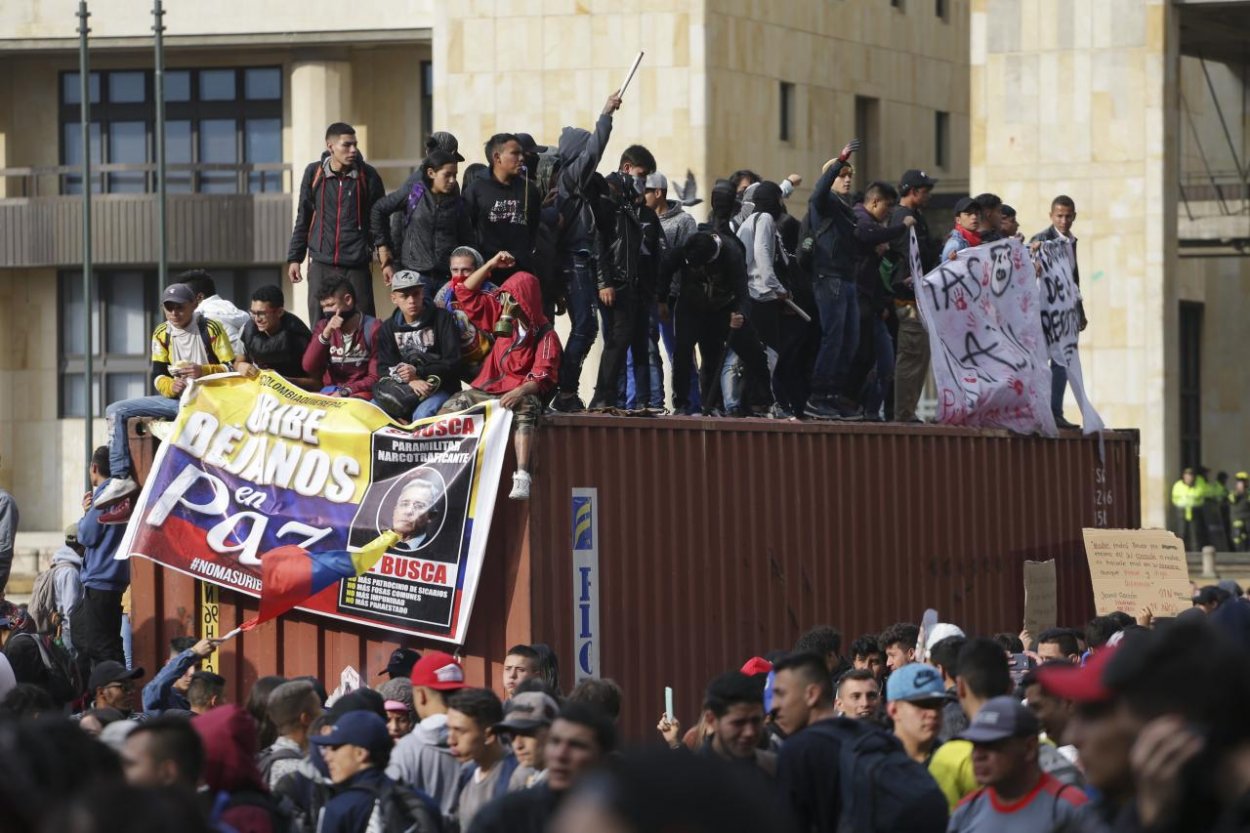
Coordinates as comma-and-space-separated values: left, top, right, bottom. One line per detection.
116, 371, 513, 644
914, 239, 1057, 434
1035, 239, 1105, 434
1082, 529, 1193, 617
1022, 560, 1058, 637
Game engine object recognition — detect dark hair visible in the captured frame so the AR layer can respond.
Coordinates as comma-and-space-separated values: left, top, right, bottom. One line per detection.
0, 683, 56, 718
772, 652, 833, 704
128, 716, 206, 787
90, 445, 110, 478
555, 701, 617, 755
619, 144, 657, 175
729, 169, 761, 189
169, 636, 197, 655
704, 672, 763, 717
879, 623, 920, 652
325, 122, 356, 140
1038, 628, 1080, 658
423, 149, 457, 182
446, 687, 504, 729
928, 635, 967, 676
568, 678, 623, 721
1000, 204, 1017, 218
267, 680, 320, 734
463, 162, 488, 184
82, 706, 126, 728
1107, 611, 1136, 630
864, 181, 899, 203
993, 632, 1025, 653
531, 643, 561, 694
1051, 194, 1076, 211
176, 269, 216, 298
186, 672, 226, 709
251, 284, 285, 308
681, 232, 721, 268
44, 783, 214, 833
246, 675, 286, 749
484, 133, 520, 167
850, 634, 882, 659
505, 644, 540, 663
1086, 615, 1122, 649
794, 625, 842, 658
835, 668, 878, 697
316, 277, 355, 303
514, 677, 563, 701
954, 638, 1011, 699
291, 675, 330, 706
974, 192, 1002, 211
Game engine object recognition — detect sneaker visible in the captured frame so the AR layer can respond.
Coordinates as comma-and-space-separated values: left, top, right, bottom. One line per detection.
95, 476, 139, 508
550, 391, 585, 413
768, 404, 797, 420
508, 471, 532, 500
804, 398, 841, 420
833, 396, 865, 421
99, 496, 135, 525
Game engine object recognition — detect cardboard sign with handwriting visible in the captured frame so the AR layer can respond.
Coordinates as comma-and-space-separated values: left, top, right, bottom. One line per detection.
1082, 529, 1192, 617
1023, 560, 1058, 637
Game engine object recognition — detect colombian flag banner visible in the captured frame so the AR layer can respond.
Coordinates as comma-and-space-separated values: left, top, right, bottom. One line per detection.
115, 372, 513, 644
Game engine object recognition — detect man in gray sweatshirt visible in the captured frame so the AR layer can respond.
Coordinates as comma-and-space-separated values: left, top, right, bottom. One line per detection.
386, 650, 467, 823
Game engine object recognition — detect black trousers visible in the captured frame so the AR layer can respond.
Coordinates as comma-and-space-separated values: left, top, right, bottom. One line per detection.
594, 287, 651, 406
307, 260, 376, 321
673, 300, 770, 413
71, 587, 125, 668
751, 299, 808, 413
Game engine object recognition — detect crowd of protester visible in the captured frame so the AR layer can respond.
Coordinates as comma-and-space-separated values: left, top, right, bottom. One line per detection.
5, 579, 1250, 832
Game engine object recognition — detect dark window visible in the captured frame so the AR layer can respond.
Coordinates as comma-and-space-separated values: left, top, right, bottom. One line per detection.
935, 110, 950, 169
1179, 301, 1203, 469
59, 67, 283, 196
421, 60, 434, 142
892, 0, 905, 8
936, 0, 949, 19
779, 82, 795, 142
854, 95, 879, 184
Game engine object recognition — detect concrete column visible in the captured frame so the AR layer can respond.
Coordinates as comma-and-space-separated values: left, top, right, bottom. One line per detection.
287, 59, 353, 324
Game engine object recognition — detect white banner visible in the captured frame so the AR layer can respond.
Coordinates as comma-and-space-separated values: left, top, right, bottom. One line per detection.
915, 239, 1057, 435
1035, 239, 1105, 434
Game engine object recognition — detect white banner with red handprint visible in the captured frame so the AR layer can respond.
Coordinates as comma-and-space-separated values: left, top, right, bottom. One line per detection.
1035, 238, 1105, 434
915, 239, 1057, 435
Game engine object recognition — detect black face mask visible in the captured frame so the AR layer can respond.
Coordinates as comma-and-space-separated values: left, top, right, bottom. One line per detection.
323, 307, 358, 321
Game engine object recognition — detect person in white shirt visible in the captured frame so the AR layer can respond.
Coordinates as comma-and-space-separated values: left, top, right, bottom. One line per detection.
181, 270, 250, 357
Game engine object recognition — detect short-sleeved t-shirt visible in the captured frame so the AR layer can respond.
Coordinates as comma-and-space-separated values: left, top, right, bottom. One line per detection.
930, 739, 978, 810
947, 772, 1088, 832
456, 759, 507, 831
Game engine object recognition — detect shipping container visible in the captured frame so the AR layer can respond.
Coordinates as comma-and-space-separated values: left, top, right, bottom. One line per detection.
128, 416, 1140, 741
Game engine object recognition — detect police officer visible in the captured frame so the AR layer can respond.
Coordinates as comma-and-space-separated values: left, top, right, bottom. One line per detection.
1171, 467, 1207, 551
1230, 473, 1250, 552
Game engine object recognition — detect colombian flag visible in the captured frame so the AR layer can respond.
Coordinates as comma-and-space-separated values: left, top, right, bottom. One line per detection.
240, 530, 401, 631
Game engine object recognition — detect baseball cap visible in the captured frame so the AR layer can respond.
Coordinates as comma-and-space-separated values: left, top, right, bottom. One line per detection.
65, 522, 80, 544
88, 660, 144, 693
390, 271, 427, 292
899, 169, 938, 192
310, 710, 392, 761
645, 172, 669, 191
924, 623, 965, 657
740, 656, 773, 677
162, 283, 195, 306
1237, 471, 1248, 481
378, 648, 421, 679
494, 691, 559, 734
954, 197, 979, 215
408, 651, 466, 691
384, 699, 409, 713
515, 133, 548, 155
1035, 646, 1118, 704
426, 131, 465, 162
960, 695, 1039, 743
886, 663, 946, 703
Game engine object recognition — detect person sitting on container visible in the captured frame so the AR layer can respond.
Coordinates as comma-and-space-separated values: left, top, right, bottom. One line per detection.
438, 250, 561, 501
302, 277, 384, 400
235, 284, 319, 390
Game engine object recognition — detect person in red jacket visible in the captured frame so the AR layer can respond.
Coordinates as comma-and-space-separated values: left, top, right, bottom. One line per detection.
302, 278, 383, 400
439, 250, 561, 500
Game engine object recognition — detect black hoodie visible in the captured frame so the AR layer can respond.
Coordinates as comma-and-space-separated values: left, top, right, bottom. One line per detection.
377, 304, 463, 394
462, 172, 542, 271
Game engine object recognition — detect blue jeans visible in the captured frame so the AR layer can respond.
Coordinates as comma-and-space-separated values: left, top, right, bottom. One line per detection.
413, 389, 452, 419
121, 613, 133, 670
1051, 361, 1068, 417
720, 350, 742, 411
106, 394, 180, 479
810, 277, 859, 398
557, 255, 598, 393
623, 305, 665, 409
862, 316, 896, 417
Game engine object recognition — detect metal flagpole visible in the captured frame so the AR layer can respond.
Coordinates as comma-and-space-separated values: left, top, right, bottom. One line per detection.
153, 0, 168, 291
78, 0, 93, 491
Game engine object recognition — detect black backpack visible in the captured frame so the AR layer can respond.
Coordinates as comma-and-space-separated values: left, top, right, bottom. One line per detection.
808, 718, 948, 833
797, 212, 836, 275
257, 744, 304, 789
5, 632, 81, 706
367, 779, 443, 833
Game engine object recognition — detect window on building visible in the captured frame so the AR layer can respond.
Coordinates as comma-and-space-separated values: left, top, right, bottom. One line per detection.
892, 0, 905, 9
854, 95, 879, 184
59, 67, 283, 196
935, 110, 950, 169
779, 82, 795, 142
936, 0, 949, 19
1179, 301, 1203, 469
421, 61, 434, 143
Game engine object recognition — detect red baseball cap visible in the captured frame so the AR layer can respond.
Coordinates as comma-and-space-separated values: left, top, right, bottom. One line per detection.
740, 657, 773, 676
409, 651, 467, 691
1035, 647, 1118, 703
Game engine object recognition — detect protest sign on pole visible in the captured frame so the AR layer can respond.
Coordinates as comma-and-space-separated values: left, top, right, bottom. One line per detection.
1035, 239, 1104, 434
1022, 560, 1058, 637
1082, 529, 1192, 617
116, 371, 513, 644
914, 239, 1057, 434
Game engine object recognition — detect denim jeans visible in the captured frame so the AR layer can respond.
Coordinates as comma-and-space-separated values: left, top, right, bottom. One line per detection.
106, 394, 181, 479
557, 254, 598, 393
1051, 361, 1068, 417
623, 305, 665, 409
413, 389, 452, 419
861, 316, 896, 417
810, 276, 859, 398
721, 350, 742, 411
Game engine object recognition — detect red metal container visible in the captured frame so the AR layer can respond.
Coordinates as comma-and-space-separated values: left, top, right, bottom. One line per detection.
129, 417, 1139, 741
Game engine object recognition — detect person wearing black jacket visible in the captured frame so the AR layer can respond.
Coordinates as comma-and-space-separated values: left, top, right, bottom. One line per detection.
377, 271, 462, 420
372, 150, 472, 291
805, 139, 864, 421
888, 170, 939, 423
287, 123, 386, 321
235, 284, 318, 390
462, 134, 542, 278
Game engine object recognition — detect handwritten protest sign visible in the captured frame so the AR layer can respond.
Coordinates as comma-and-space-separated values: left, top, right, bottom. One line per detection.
1082, 529, 1193, 617
117, 371, 513, 644
915, 239, 1056, 434
1036, 239, 1104, 434
1022, 560, 1058, 637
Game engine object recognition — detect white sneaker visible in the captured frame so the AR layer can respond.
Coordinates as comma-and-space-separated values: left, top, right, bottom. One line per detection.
95, 475, 139, 508
508, 471, 532, 501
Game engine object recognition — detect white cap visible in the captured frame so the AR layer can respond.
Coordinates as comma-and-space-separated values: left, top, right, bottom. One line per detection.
924, 623, 966, 659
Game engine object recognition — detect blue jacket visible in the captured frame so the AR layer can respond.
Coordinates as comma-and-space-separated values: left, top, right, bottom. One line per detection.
805, 159, 859, 281
78, 483, 129, 592
141, 647, 196, 713
318, 767, 441, 833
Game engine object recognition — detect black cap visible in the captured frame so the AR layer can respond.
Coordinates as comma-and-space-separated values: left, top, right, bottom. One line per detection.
88, 660, 144, 692
379, 647, 421, 678
515, 133, 549, 154
426, 131, 465, 162
954, 196, 980, 215
899, 169, 938, 193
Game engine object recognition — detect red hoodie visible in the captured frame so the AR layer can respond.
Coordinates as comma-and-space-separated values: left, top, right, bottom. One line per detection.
194, 705, 274, 833
453, 271, 562, 396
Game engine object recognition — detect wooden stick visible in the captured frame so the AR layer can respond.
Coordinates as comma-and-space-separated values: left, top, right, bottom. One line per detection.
618, 51, 644, 99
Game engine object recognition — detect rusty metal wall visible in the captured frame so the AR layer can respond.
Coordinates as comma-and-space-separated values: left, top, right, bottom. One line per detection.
129, 418, 1139, 743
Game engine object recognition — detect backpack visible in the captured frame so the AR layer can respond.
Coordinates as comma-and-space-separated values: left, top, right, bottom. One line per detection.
28, 561, 75, 637
366, 779, 443, 833
257, 744, 304, 788
6, 632, 81, 706
797, 212, 836, 274
809, 718, 948, 833
220, 788, 294, 833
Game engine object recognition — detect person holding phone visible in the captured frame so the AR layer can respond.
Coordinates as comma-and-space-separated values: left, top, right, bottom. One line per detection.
302, 277, 384, 400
